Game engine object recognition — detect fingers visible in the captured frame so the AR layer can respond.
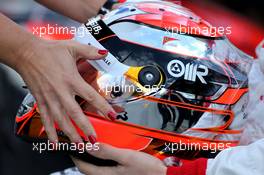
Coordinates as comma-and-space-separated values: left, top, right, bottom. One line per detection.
37, 91, 95, 144
88, 143, 131, 164
72, 157, 116, 175
21, 39, 112, 146
48, 100, 83, 143
37, 91, 83, 144
74, 77, 117, 121
36, 98, 58, 143
70, 41, 108, 60
70, 41, 117, 120
61, 93, 97, 142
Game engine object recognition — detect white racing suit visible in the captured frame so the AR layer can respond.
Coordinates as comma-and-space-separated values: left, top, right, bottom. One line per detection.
205, 40, 264, 175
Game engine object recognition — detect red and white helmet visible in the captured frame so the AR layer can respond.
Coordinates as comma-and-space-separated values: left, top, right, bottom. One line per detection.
16, 1, 253, 162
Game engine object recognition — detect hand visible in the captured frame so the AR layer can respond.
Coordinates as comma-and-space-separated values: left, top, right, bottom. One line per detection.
72, 143, 167, 175
17, 38, 117, 144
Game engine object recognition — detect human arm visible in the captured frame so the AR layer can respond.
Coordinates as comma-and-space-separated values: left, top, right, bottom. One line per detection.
0, 13, 117, 144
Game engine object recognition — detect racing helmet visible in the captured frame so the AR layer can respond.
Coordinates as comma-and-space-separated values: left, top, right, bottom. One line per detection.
15, 1, 253, 162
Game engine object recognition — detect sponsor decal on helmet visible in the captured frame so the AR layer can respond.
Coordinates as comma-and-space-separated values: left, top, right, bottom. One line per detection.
103, 57, 112, 66
85, 17, 102, 35
167, 60, 208, 84
117, 111, 129, 121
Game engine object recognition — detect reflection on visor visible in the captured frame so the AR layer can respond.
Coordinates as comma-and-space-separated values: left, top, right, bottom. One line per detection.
96, 72, 164, 104
95, 70, 239, 140
113, 92, 238, 136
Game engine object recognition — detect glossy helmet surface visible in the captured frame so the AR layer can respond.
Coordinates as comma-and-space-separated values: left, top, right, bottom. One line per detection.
16, 1, 252, 161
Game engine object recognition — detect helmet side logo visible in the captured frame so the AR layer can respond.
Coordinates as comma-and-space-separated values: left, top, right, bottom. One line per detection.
167, 60, 208, 84
168, 60, 185, 78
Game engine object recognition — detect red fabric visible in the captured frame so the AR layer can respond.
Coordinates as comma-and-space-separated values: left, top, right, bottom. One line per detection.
167, 158, 208, 175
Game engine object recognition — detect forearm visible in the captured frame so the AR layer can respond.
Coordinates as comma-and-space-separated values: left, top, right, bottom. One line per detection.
35, 0, 107, 23
0, 13, 38, 71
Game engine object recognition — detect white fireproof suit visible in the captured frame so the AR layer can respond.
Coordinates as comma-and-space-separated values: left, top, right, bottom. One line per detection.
206, 40, 264, 175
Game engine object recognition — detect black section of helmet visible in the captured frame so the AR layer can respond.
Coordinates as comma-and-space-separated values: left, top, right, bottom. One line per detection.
100, 36, 247, 97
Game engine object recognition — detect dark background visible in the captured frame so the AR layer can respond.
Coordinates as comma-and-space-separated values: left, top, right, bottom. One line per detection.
215, 0, 263, 25
0, 0, 263, 174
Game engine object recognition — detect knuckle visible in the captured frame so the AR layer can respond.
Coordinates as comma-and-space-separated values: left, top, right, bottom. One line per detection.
50, 108, 62, 119
78, 122, 89, 131
84, 91, 96, 102
68, 107, 82, 118
55, 115, 64, 124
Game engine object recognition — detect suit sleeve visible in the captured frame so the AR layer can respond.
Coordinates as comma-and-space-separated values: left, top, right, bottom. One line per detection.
206, 139, 264, 175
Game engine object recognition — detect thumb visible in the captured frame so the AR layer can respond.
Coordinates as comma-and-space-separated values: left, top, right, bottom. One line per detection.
70, 41, 108, 60
89, 143, 131, 164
